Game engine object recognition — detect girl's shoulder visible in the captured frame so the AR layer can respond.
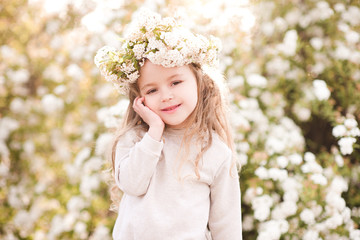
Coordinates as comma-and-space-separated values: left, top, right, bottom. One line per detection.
210, 132, 232, 153
201, 132, 234, 178
205, 132, 233, 162
116, 125, 147, 148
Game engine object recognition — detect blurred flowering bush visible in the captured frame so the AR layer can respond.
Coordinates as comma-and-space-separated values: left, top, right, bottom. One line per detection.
234, 1, 360, 239
1, 0, 359, 239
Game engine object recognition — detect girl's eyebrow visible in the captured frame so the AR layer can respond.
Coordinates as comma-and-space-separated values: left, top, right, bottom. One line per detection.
140, 83, 156, 91
167, 73, 182, 80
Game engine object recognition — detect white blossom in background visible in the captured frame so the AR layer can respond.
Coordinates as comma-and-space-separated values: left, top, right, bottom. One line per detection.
67, 196, 88, 213
252, 195, 273, 221
300, 208, 315, 225
324, 212, 343, 229
228, 75, 244, 89
268, 168, 288, 181
53, 85, 67, 95
344, 118, 358, 129
303, 229, 320, 240
338, 137, 356, 155
284, 8, 301, 26
7, 68, 30, 84
332, 125, 347, 138
95, 133, 113, 156
277, 29, 298, 56
47, 214, 64, 239
265, 117, 304, 155
292, 103, 311, 121
257, 219, 289, 240
66, 64, 85, 80
350, 229, 360, 240
43, 64, 64, 83
0, 117, 19, 141
271, 198, 298, 219
244, 187, 263, 205
89, 225, 111, 240
276, 156, 289, 168
81, 7, 118, 33
289, 153, 303, 165
303, 151, 315, 161
341, 6, 360, 27
266, 57, 290, 76
0, 117, 20, 168
345, 30, 360, 45
334, 43, 351, 60
329, 176, 348, 194
246, 74, 268, 88
314, 1, 334, 20
255, 166, 268, 180
310, 173, 327, 186
74, 221, 88, 239
41, 94, 64, 114
80, 174, 100, 197
0, 45, 21, 65
334, 154, 344, 167
42, 0, 71, 16
261, 22, 275, 36
301, 159, 323, 174
332, 117, 359, 155
83, 157, 103, 174
334, 3, 345, 12
95, 83, 114, 101
312, 79, 330, 101
310, 37, 323, 51
350, 127, 360, 137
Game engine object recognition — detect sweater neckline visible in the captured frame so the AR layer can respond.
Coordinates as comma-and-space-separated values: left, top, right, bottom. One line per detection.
164, 127, 187, 136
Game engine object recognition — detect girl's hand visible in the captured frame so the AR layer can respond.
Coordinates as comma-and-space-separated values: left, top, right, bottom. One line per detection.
133, 96, 164, 141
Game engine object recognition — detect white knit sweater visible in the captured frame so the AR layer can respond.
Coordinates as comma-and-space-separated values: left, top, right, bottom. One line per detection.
112, 128, 242, 240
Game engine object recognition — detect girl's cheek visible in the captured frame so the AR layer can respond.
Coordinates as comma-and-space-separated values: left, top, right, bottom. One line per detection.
143, 96, 152, 108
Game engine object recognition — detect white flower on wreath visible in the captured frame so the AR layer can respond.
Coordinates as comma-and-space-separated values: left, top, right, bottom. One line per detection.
132, 43, 146, 60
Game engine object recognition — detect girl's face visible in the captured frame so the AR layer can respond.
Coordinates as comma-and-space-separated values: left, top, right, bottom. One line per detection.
137, 61, 198, 129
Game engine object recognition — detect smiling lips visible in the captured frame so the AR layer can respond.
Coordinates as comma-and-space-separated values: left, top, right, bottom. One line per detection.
161, 104, 181, 112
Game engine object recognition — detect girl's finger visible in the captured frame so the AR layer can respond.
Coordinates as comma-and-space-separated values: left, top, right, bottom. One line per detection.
133, 97, 142, 108
137, 97, 146, 108
133, 97, 146, 114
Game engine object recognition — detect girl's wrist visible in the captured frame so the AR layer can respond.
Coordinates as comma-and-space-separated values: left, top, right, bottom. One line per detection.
148, 123, 164, 141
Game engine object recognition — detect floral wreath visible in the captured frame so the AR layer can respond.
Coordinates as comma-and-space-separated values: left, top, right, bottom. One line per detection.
94, 9, 222, 95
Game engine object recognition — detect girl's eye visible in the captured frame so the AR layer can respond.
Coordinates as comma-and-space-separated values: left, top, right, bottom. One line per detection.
172, 81, 182, 86
146, 89, 157, 94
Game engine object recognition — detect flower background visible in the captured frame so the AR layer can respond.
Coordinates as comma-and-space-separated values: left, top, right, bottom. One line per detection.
1, 0, 359, 239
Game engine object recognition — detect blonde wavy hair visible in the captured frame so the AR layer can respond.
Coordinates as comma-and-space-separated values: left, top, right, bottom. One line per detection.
108, 62, 235, 211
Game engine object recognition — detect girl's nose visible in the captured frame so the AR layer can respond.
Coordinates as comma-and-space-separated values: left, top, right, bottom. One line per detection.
161, 91, 173, 102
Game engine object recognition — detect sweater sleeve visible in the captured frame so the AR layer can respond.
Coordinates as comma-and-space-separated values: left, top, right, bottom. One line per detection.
114, 132, 164, 197
209, 153, 243, 240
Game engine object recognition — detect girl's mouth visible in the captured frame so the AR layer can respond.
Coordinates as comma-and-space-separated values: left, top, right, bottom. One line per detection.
161, 104, 181, 112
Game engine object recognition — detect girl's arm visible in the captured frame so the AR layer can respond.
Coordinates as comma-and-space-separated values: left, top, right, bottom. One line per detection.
114, 131, 163, 196
113, 96, 165, 196
209, 152, 243, 240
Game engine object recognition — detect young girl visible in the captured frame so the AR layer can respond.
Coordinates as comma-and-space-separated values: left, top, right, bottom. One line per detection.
95, 9, 242, 240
